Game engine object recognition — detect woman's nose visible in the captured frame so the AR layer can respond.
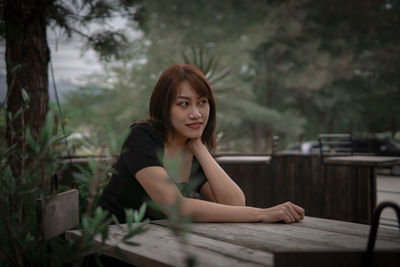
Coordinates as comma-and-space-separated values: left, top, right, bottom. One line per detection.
189, 107, 201, 119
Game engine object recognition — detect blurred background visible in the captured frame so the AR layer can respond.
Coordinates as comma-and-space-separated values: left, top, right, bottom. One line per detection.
2, 0, 399, 155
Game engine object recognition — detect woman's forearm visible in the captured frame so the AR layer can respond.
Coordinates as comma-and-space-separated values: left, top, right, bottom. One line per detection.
180, 197, 260, 222
190, 142, 245, 206
179, 198, 305, 223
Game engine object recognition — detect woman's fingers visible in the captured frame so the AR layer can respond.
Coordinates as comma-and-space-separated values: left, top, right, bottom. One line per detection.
275, 202, 305, 223
262, 202, 305, 223
285, 202, 305, 220
281, 213, 292, 223
285, 203, 301, 222
278, 208, 295, 223
292, 203, 305, 216
295, 205, 305, 219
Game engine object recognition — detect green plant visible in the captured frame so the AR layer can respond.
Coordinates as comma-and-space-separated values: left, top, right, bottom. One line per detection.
0, 93, 148, 267
160, 153, 201, 267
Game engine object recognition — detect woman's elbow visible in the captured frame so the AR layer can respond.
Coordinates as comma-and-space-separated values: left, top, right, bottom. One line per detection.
224, 193, 246, 206
236, 194, 246, 206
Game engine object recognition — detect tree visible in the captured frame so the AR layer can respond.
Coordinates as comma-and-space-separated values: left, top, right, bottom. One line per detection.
250, 0, 400, 141
1, 0, 138, 182
63, 0, 305, 153
3, 0, 50, 183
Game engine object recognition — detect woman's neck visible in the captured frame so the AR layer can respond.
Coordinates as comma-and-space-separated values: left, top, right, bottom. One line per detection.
164, 135, 187, 158
164, 135, 193, 184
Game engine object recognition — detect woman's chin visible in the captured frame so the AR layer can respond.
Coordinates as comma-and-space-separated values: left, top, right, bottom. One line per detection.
184, 131, 203, 139
186, 134, 202, 139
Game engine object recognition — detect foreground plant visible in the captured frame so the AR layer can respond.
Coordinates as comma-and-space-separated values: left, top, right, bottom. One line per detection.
0, 94, 148, 267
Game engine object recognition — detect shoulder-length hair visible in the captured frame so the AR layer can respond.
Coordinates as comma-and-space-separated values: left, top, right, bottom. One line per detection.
148, 64, 216, 149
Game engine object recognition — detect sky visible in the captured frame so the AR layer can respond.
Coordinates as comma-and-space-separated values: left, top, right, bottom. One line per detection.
0, 14, 138, 104
0, 35, 103, 103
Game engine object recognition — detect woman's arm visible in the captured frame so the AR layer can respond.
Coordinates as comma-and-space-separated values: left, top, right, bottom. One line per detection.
187, 139, 245, 206
135, 166, 304, 223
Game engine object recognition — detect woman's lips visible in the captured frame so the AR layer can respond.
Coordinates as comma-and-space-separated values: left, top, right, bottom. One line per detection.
186, 122, 202, 129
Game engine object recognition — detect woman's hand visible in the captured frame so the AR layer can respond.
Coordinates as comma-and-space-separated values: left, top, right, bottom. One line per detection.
186, 138, 204, 155
259, 202, 305, 223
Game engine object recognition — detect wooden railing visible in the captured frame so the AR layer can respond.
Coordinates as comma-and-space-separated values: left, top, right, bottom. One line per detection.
217, 152, 374, 224
60, 153, 377, 224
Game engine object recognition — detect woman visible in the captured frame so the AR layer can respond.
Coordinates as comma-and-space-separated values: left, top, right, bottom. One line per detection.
98, 64, 304, 223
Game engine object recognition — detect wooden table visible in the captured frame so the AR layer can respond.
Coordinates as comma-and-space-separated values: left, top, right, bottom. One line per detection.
215, 156, 271, 164
324, 156, 400, 222
66, 216, 400, 267
324, 156, 400, 167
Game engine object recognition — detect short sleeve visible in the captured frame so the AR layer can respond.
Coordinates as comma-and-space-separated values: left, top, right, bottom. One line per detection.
120, 123, 164, 176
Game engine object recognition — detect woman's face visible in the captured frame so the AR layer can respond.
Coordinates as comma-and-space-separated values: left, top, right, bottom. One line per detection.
169, 80, 210, 143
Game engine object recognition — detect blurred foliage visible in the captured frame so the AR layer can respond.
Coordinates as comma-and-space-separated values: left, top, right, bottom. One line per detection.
250, 0, 400, 143
61, 0, 400, 152
0, 100, 149, 267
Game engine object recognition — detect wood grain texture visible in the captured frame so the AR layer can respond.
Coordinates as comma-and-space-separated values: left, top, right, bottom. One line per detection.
68, 223, 271, 267
324, 156, 400, 166
38, 189, 79, 241
217, 153, 394, 224
154, 219, 400, 252
67, 218, 400, 267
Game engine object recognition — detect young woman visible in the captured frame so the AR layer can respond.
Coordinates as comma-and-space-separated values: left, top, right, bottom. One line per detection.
98, 64, 304, 224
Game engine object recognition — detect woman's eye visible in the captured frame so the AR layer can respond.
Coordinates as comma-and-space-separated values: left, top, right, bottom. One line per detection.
200, 99, 208, 105
178, 102, 189, 106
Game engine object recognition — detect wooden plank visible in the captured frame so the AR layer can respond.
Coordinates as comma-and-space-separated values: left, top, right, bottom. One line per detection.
215, 156, 271, 164
274, 251, 400, 267
153, 220, 400, 252
324, 156, 400, 167
219, 162, 270, 208
323, 165, 373, 223
292, 216, 399, 242
221, 153, 381, 224
37, 189, 79, 241
67, 223, 270, 267
153, 221, 345, 252
219, 222, 400, 251
67, 219, 400, 267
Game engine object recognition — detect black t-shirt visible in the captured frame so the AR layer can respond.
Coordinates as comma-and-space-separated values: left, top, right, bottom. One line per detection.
97, 122, 207, 222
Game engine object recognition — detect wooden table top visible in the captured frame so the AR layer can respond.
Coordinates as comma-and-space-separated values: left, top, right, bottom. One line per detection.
324, 155, 400, 167
66, 216, 400, 267
215, 155, 271, 164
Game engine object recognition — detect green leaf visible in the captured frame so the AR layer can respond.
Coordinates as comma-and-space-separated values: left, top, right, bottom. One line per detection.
111, 214, 120, 225
82, 216, 89, 230
21, 88, 30, 104
5, 143, 17, 154
136, 202, 147, 222
133, 211, 139, 223
26, 128, 38, 152
122, 224, 148, 240
13, 108, 23, 120
40, 112, 54, 148
125, 209, 134, 230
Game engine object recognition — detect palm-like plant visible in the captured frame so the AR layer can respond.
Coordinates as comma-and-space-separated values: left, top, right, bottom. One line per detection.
181, 46, 287, 152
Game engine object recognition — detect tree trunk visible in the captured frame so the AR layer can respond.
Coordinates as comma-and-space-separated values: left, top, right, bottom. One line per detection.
4, 0, 50, 184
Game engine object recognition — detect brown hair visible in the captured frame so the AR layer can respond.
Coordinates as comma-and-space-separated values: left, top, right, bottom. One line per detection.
148, 64, 216, 149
